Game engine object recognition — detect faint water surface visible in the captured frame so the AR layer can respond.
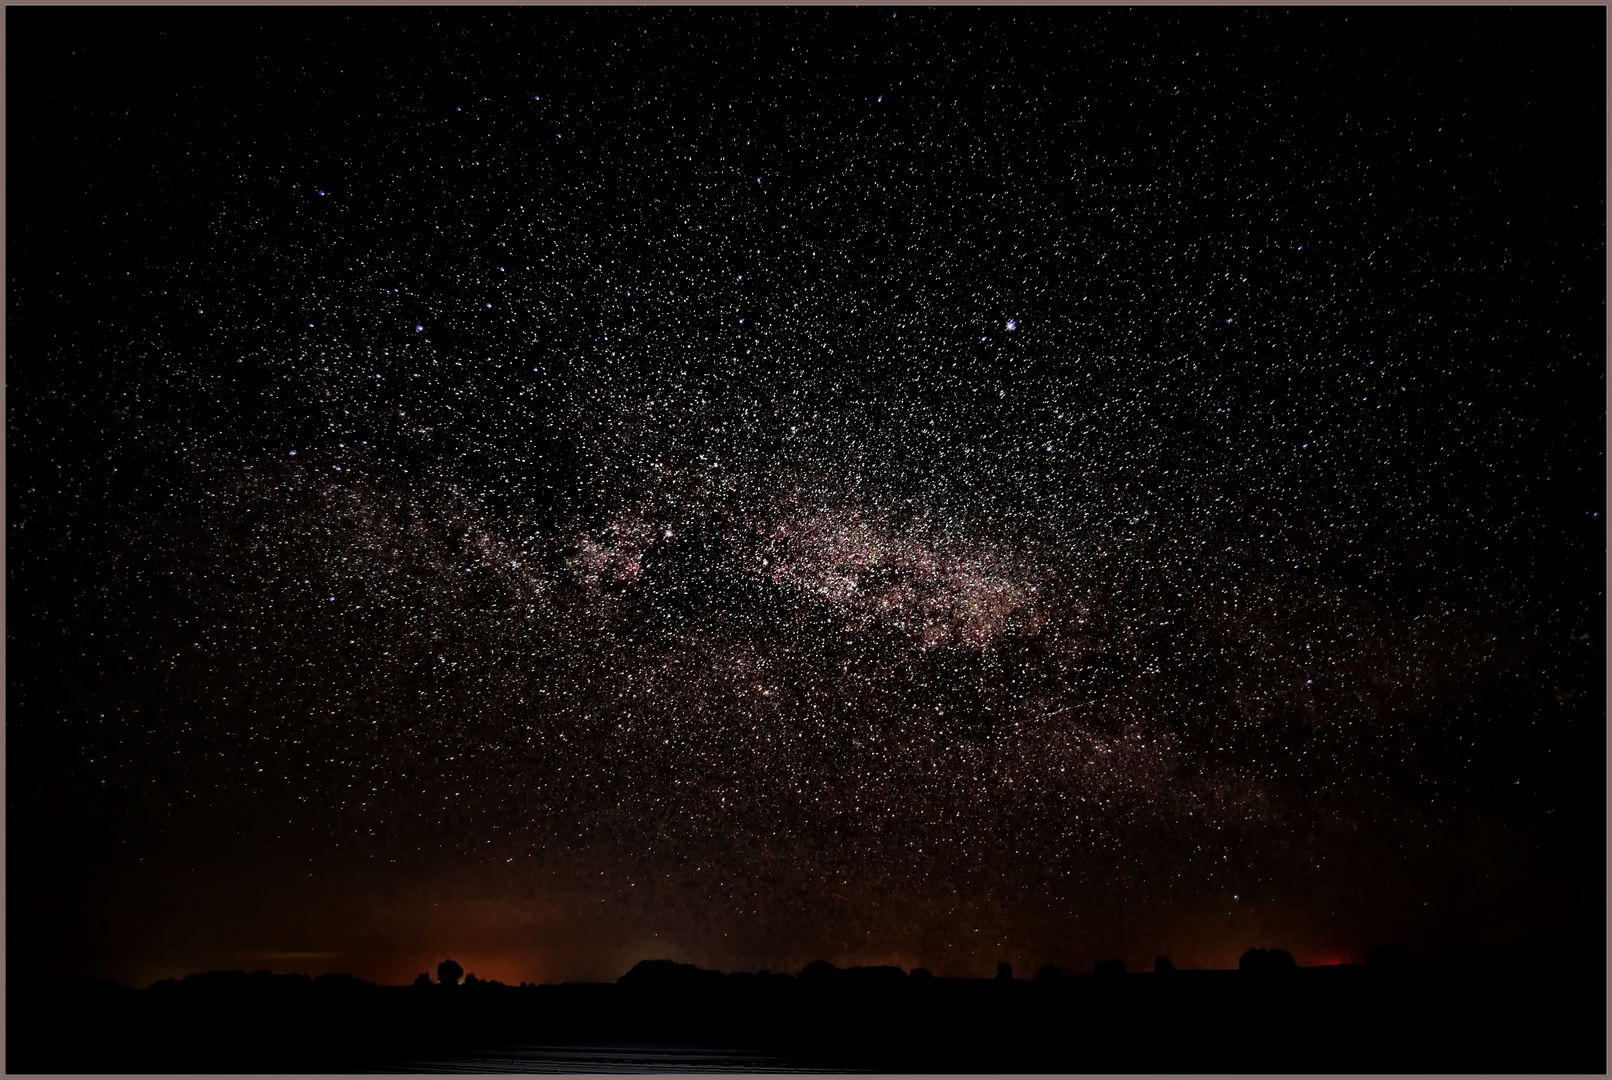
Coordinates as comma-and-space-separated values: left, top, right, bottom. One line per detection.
400, 1042, 860, 1073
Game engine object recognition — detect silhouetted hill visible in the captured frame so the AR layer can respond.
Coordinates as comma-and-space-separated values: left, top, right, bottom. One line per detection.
618, 958, 728, 989
9, 931, 1605, 1072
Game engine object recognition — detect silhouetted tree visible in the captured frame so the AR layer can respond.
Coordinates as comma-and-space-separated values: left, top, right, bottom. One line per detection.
437, 958, 464, 986
996, 961, 1013, 980
1095, 958, 1126, 979
910, 967, 933, 979
1036, 963, 1064, 981
844, 965, 907, 986
412, 972, 431, 988
1154, 955, 1175, 974
464, 972, 481, 986
1239, 947, 1297, 973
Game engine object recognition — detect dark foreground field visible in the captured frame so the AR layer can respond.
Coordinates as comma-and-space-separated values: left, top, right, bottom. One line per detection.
11, 941, 1605, 1073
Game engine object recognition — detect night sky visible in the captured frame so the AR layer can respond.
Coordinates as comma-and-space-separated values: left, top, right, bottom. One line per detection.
9, 8, 1604, 989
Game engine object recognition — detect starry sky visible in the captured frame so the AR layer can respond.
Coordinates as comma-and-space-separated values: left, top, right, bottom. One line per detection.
9, 8, 1604, 989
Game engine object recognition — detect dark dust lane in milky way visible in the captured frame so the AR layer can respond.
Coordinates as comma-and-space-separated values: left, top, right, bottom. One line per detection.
8, 7, 1603, 988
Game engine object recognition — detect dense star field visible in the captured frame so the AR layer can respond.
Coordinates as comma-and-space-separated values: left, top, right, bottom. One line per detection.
9, 9, 1604, 988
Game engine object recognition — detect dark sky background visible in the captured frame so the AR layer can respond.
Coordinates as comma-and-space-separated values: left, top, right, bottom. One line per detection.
8, 7, 1604, 989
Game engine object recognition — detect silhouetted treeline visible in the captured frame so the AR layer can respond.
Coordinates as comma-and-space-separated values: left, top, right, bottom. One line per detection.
10, 928, 1604, 1072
